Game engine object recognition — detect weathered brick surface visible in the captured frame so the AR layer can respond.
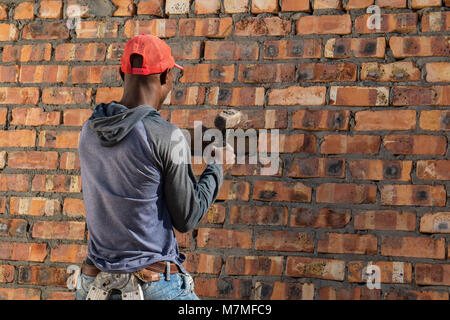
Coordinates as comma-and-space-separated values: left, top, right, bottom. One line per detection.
0, 0, 448, 301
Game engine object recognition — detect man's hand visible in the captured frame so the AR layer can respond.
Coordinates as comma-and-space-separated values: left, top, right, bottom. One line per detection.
212, 143, 236, 171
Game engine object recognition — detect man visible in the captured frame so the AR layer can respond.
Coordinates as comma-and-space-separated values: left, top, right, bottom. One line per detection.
75, 34, 233, 300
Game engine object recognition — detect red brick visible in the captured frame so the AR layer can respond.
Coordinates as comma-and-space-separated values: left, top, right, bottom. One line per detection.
420, 212, 450, 233
95, 87, 123, 104
350, 160, 412, 181
22, 21, 68, 39
378, 0, 406, 7
252, 0, 279, 13
345, 0, 374, 9
170, 41, 202, 60
355, 13, 417, 34
60, 152, 80, 170
229, 206, 288, 226
11, 108, 60, 126
321, 135, 381, 155
383, 135, 447, 155
0, 174, 29, 191
239, 64, 295, 83
32, 221, 85, 240
226, 256, 283, 276
292, 110, 349, 131
264, 39, 322, 59
290, 208, 351, 229
348, 261, 412, 284
31, 175, 81, 193
165, 0, 190, 14
217, 180, 250, 201
137, 0, 164, 16
38, 131, 80, 149
169, 87, 205, 106
197, 228, 252, 249
361, 61, 421, 82
195, 0, 220, 14
63, 109, 92, 126
268, 86, 326, 105
411, 0, 442, 8
0, 265, 14, 283
255, 282, 314, 300
223, 0, 248, 13
10, 197, 60, 216
174, 229, 193, 248
0, 3, 7, 20
426, 62, 450, 82
0, 87, 39, 105
255, 230, 314, 252
415, 264, 450, 286
389, 36, 449, 58
253, 181, 312, 202
0, 218, 27, 237
8, 151, 58, 170
0, 150, 5, 168
209, 87, 264, 106
72, 65, 120, 84
18, 266, 67, 287
19, 65, 68, 83
14, 2, 34, 19
111, 0, 136, 16
381, 236, 445, 259
354, 210, 416, 231
313, 0, 342, 9
0, 288, 41, 300
200, 203, 226, 224
287, 158, 345, 178
325, 38, 386, 58
384, 289, 448, 300
393, 86, 450, 106
0, 197, 5, 213
2, 44, 51, 62
124, 19, 176, 38
55, 43, 107, 61
381, 185, 446, 207
286, 257, 345, 280
62, 198, 85, 218
106, 43, 125, 60
185, 253, 222, 274
0, 130, 35, 147
75, 21, 118, 38
297, 15, 351, 35
0, 65, 18, 82
281, 0, 310, 11
0, 23, 18, 41
298, 63, 357, 82
0, 242, 47, 262
179, 18, 232, 38
39, 1, 63, 18
316, 183, 377, 204
355, 110, 416, 131
42, 87, 92, 105
180, 64, 234, 83
45, 291, 76, 300
417, 160, 450, 180
330, 86, 389, 106
235, 17, 291, 36
318, 233, 377, 255
204, 41, 259, 61
50, 244, 88, 263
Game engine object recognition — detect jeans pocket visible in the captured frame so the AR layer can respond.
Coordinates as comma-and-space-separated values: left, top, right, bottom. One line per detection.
75, 274, 96, 300
181, 273, 194, 293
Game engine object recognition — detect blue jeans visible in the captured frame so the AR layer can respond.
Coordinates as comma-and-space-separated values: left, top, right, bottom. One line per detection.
75, 271, 199, 300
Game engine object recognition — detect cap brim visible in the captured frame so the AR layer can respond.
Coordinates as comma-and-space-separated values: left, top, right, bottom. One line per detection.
174, 63, 184, 70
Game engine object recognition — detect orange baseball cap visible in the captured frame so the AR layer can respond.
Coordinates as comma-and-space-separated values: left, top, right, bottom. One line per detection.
120, 34, 183, 75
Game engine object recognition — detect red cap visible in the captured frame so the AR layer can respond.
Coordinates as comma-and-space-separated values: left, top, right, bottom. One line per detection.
121, 34, 183, 75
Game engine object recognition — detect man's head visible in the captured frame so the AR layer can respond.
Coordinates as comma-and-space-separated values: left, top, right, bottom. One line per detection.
119, 34, 183, 108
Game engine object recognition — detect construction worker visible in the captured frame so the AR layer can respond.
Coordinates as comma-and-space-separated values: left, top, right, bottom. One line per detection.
75, 34, 234, 300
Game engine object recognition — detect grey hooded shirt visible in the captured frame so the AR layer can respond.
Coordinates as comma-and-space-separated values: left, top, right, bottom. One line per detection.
78, 102, 223, 273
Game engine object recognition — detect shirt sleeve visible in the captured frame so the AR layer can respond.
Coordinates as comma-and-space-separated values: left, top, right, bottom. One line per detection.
160, 127, 223, 233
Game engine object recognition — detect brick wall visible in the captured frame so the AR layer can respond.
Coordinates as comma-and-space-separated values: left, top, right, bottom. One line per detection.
0, 0, 448, 300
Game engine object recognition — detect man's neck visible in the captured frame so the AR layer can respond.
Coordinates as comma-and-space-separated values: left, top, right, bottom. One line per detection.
119, 83, 161, 110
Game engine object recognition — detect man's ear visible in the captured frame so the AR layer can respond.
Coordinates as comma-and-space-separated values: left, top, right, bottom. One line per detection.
160, 69, 168, 86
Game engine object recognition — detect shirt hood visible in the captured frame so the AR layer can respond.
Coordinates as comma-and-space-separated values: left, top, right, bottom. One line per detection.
88, 101, 160, 147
